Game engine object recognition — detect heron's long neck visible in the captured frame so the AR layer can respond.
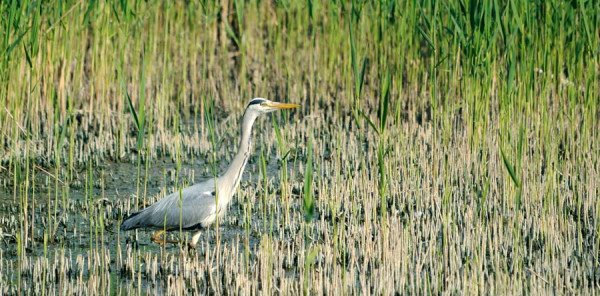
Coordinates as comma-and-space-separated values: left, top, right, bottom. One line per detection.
220, 111, 257, 199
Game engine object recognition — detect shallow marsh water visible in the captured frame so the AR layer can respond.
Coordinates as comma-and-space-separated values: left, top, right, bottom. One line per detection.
1, 154, 304, 294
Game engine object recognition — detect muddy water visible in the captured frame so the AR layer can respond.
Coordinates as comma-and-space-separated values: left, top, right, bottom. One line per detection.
0, 154, 300, 293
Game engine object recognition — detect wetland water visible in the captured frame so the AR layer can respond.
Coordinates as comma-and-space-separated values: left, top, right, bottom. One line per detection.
1, 154, 304, 294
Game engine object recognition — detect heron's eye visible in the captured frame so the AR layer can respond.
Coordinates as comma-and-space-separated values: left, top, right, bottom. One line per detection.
260, 102, 267, 107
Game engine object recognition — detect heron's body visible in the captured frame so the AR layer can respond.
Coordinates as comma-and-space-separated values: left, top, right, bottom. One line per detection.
120, 181, 219, 231
120, 98, 299, 248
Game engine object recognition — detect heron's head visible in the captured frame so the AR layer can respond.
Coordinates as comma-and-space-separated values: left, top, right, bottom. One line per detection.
246, 98, 300, 114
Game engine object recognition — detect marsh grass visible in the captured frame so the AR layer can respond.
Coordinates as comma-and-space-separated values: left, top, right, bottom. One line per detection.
1, 0, 599, 294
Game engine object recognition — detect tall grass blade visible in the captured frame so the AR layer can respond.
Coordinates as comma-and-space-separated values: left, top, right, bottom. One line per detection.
500, 147, 520, 188
123, 83, 140, 131
303, 136, 314, 222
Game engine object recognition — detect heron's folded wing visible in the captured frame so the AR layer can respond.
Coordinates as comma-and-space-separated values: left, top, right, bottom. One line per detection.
125, 181, 217, 230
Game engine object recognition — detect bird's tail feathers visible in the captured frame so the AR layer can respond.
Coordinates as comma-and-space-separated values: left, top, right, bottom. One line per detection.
120, 211, 142, 231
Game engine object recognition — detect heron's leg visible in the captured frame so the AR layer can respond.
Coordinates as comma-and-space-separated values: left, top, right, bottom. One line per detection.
151, 230, 178, 244
189, 230, 203, 249
151, 230, 167, 244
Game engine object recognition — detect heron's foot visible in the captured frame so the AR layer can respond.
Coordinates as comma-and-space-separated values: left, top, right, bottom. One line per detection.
151, 230, 179, 245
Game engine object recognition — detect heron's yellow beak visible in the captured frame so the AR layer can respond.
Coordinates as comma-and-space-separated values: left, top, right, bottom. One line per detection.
266, 102, 300, 109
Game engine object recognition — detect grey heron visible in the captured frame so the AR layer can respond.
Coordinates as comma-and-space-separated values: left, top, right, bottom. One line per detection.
120, 98, 300, 249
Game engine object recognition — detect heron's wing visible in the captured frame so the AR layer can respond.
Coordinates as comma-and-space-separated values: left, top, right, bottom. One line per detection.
121, 180, 217, 231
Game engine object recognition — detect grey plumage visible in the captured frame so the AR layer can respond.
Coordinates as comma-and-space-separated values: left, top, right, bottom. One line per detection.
120, 181, 217, 231
120, 98, 300, 248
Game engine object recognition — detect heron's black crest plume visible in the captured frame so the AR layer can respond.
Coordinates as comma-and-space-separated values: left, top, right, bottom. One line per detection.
248, 98, 266, 106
